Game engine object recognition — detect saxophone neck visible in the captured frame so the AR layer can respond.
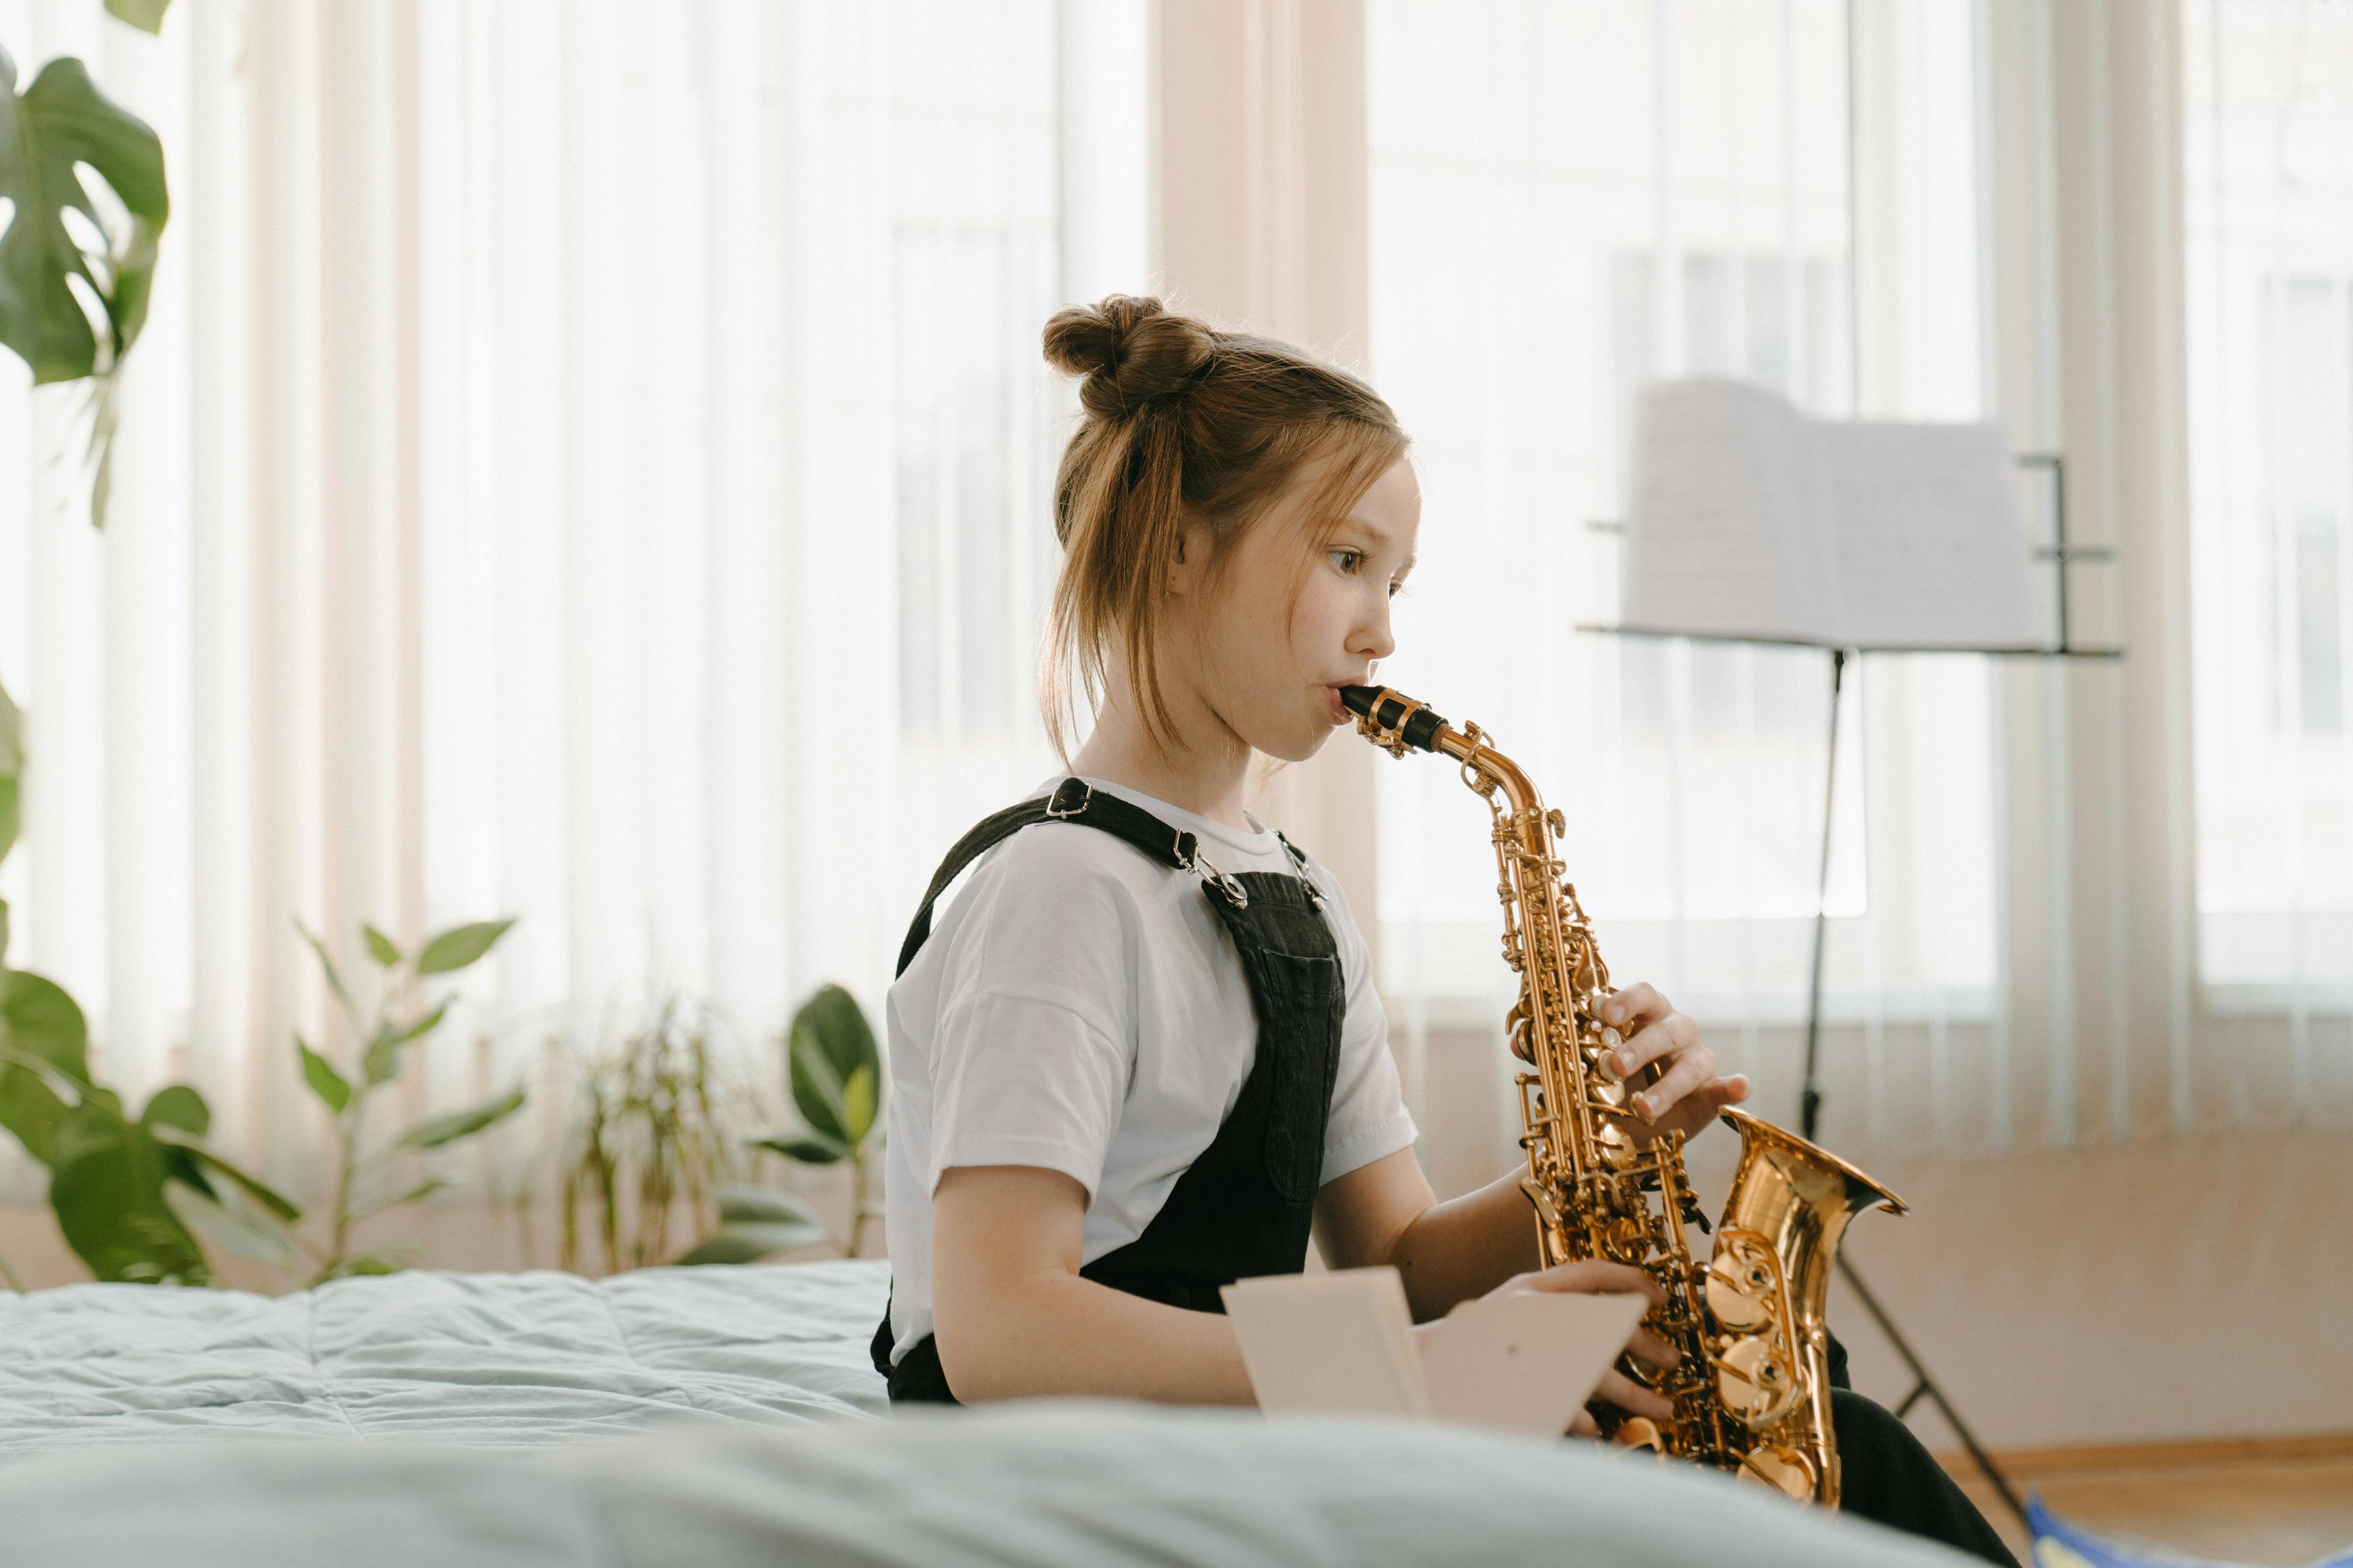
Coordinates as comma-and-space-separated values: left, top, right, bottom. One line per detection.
1341, 684, 1547, 827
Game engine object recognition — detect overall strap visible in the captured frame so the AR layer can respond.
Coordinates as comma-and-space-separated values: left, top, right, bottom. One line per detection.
895, 778, 1249, 978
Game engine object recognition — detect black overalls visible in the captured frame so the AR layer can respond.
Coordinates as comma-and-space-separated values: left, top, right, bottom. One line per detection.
871, 777, 1346, 1403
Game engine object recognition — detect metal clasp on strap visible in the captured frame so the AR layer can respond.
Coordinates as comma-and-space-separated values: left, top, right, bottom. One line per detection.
1043, 778, 1093, 820
1273, 830, 1324, 909
1177, 831, 1250, 909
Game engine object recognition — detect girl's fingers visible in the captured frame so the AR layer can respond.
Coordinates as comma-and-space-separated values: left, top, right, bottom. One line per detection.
1628, 1042, 1718, 1122
1607, 1011, 1700, 1082
1593, 1368, 1676, 1425
1515, 1260, 1665, 1308
1569, 1409, 1601, 1438
1597, 982, 1666, 1032
1628, 1326, 1681, 1371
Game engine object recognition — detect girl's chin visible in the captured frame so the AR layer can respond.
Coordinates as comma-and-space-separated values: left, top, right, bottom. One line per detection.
1257, 725, 1334, 766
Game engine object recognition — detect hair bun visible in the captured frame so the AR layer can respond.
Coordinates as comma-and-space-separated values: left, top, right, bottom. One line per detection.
1043, 295, 1215, 419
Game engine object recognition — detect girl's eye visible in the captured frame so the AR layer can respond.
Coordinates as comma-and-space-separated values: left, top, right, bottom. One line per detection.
1330, 548, 1363, 575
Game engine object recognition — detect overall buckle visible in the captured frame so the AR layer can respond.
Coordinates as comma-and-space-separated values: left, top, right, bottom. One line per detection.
1043, 778, 1093, 820
1180, 835, 1250, 909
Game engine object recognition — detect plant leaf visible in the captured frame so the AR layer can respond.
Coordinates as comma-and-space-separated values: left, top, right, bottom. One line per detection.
788, 1035, 850, 1147
316, 1253, 405, 1282
362, 924, 401, 967
398, 1084, 524, 1149
415, 917, 516, 975
362, 997, 452, 1089
48, 1102, 210, 1284
0, 968, 93, 1165
0, 49, 170, 391
788, 985, 879, 1146
712, 1183, 823, 1228
104, 0, 174, 35
296, 1035, 351, 1115
169, 1181, 295, 1267
0, 677, 21, 868
294, 921, 359, 1023
748, 1131, 847, 1166
139, 1082, 208, 1137
149, 1126, 302, 1222
840, 1063, 877, 1146
675, 1223, 828, 1266
348, 1175, 448, 1223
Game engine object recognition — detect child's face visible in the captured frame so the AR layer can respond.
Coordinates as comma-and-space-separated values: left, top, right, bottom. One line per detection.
1180, 456, 1421, 764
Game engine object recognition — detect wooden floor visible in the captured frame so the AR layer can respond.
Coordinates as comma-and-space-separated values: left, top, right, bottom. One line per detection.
1946, 1435, 2353, 1566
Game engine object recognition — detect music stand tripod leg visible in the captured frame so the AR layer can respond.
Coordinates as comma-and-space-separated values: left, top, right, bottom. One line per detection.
1797, 646, 2028, 1529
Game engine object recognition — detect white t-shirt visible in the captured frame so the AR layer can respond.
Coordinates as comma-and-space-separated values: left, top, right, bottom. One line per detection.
880, 776, 1418, 1366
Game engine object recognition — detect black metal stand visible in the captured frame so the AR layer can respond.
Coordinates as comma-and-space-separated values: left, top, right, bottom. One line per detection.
1796, 647, 2029, 1528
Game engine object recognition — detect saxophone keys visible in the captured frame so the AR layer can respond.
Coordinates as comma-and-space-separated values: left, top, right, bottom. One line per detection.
1703, 1251, 1776, 1332
1714, 1335, 1802, 1430
1611, 1417, 1667, 1456
1737, 1444, 1819, 1501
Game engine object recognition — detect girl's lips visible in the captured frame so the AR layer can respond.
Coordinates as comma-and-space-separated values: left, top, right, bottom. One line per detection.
1322, 685, 1348, 724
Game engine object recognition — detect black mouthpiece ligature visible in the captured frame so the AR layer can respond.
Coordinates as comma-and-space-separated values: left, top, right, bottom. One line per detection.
1339, 685, 1447, 754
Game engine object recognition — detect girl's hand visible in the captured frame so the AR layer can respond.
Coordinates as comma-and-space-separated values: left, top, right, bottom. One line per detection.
1594, 982, 1749, 1143
1413, 1259, 1679, 1436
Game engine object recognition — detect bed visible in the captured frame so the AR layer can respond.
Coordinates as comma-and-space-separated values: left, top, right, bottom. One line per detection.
0, 1261, 1977, 1566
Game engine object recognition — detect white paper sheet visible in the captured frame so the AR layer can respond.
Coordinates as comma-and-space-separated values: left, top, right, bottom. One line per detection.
1223, 1268, 1646, 1440
1223, 1269, 1430, 1421
1418, 1290, 1649, 1440
1620, 378, 2038, 651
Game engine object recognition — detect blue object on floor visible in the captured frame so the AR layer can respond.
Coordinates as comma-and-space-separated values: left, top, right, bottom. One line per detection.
2029, 1493, 2353, 1568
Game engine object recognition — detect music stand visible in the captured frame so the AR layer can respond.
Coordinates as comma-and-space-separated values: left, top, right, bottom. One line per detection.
1583, 381, 2122, 1525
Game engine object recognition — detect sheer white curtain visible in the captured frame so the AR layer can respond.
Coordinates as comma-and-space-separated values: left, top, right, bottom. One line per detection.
2185, 0, 2353, 1085
0, 0, 1146, 1192
1365, 0, 2009, 1155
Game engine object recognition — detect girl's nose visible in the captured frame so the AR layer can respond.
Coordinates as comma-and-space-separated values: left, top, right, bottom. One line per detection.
1357, 600, 1396, 663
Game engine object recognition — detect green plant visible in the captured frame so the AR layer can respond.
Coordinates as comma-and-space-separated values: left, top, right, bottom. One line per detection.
559, 996, 764, 1274
292, 916, 526, 1284
684, 983, 882, 1264
0, 1, 174, 526
0, 968, 301, 1286
0, 676, 299, 1288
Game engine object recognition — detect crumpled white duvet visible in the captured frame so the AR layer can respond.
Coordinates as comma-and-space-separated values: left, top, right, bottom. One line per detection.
0, 1258, 891, 1452
0, 1261, 1977, 1566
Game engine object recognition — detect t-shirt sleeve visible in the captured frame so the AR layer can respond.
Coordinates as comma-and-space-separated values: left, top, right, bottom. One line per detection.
920, 833, 1137, 1200
1312, 865, 1419, 1184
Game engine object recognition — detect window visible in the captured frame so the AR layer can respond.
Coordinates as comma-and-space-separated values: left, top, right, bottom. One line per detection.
1366, 0, 2001, 1145
2186, 0, 2353, 998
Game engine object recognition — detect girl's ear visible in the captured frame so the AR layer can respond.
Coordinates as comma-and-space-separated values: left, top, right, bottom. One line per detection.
1168, 518, 1215, 595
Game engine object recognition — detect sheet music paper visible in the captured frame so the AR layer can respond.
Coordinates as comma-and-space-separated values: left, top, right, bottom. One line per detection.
1222, 1268, 1644, 1440
1620, 378, 2038, 651
1416, 1290, 1648, 1439
1223, 1269, 1429, 1421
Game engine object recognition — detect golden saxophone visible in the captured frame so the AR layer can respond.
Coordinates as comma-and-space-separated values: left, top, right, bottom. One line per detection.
1341, 684, 1905, 1505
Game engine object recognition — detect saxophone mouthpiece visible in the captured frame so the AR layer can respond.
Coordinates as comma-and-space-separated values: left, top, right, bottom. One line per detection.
1340, 684, 1449, 753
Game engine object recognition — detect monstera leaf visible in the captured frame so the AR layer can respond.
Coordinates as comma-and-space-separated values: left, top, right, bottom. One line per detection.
0, 968, 92, 1166
0, 45, 170, 526
0, 46, 169, 383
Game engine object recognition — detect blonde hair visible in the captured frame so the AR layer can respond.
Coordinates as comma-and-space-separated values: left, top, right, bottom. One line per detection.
1040, 295, 1408, 761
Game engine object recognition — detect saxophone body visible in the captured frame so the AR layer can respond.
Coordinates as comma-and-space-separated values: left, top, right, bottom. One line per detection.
1341, 684, 1905, 1506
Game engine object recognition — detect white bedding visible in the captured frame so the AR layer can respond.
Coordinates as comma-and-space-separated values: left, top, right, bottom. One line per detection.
0, 1259, 891, 1452
0, 1401, 1972, 1567
0, 1262, 1977, 1565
